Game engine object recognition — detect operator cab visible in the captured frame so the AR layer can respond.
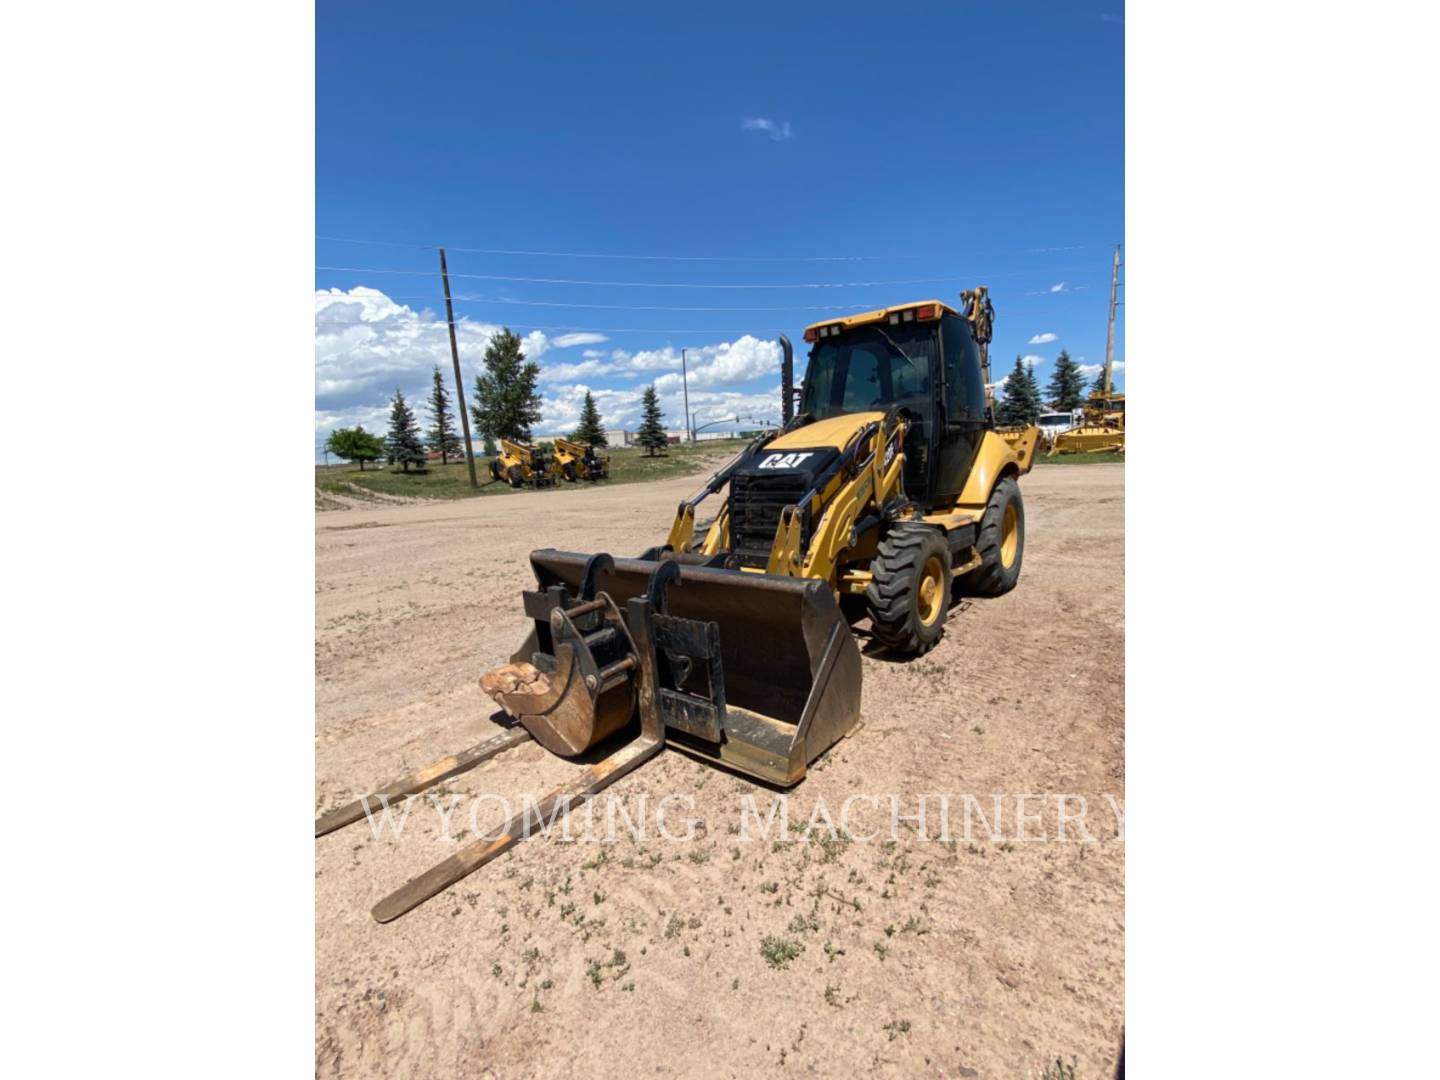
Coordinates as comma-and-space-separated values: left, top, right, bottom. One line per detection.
800, 301, 990, 508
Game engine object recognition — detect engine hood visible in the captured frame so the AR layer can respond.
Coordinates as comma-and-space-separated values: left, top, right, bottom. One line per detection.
764, 411, 885, 451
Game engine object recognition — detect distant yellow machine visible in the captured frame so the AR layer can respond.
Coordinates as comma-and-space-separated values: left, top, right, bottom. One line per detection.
1048, 392, 1125, 455
550, 437, 610, 482
489, 439, 555, 487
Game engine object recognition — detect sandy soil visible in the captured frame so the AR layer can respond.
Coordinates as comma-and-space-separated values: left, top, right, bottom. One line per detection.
315, 465, 1124, 1079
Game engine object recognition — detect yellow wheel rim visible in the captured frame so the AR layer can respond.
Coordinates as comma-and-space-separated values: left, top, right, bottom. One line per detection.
918, 555, 945, 625
1000, 504, 1019, 568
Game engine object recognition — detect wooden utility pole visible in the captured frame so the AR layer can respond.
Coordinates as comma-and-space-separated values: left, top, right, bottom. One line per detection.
439, 247, 480, 488
1103, 244, 1122, 397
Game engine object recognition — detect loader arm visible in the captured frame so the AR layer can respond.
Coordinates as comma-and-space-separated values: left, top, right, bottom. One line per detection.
764, 412, 909, 582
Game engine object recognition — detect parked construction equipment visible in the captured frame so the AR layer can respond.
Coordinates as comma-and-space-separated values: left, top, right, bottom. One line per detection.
319, 291, 1040, 922
490, 438, 556, 487
1047, 392, 1125, 455
551, 437, 610, 482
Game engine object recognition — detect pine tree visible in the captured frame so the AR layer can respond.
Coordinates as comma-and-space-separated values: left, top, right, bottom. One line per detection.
425, 365, 462, 464
1089, 369, 1109, 398
637, 385, 668, 456
996, 356, 1043, 426
470, 328, 542, 443
385, 388, 426, 472
325, 426, 384, 471
1045, 349, 1087, 411
571, 391, 607, 447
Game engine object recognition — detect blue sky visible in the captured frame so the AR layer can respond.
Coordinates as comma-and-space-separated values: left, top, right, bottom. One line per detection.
316, 1, 1123, 454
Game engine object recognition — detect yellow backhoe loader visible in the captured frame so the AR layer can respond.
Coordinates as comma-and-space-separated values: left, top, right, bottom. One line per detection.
489, 438, 556, 487
551, 437, 610, 482
1047, 391, 1125, 455
318, 289, 1040, 922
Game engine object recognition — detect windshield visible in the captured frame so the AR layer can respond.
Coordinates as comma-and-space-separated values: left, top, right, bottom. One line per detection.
1039, 414, 1073, 426
800, 324, 934, 420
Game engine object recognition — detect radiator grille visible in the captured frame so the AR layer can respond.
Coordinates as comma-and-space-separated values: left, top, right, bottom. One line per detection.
728, 472, 809, 563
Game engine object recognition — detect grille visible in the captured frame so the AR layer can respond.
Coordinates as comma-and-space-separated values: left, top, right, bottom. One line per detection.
729, 472, 810, 562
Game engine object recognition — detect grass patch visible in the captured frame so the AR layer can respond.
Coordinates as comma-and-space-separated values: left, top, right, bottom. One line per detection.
760, 934, 804, 969
315, 439, 750, 503
1035, 450, 1124, 465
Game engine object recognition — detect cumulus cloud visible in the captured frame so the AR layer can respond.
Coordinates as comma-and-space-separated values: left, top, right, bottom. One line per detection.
1077, 360, 1125, 378
741, 117, 793, 141
316, 286, 783, 446
1028, 332, 1058, 344
1021, 354, 1046, 366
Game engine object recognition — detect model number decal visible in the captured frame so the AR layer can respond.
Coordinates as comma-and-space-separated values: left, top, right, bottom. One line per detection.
757, 452, 815, 470
883, 435, 900, 468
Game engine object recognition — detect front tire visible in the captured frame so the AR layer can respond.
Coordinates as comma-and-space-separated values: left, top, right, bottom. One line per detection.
959, 475, 1024, 597
866, 525, 952, 655
507, 465, 524, 487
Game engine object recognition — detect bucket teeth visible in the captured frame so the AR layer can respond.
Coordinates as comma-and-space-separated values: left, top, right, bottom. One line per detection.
479, 661, 553, 713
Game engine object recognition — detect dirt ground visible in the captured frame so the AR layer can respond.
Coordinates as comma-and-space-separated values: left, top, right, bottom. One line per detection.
315, 464, 1124, 1079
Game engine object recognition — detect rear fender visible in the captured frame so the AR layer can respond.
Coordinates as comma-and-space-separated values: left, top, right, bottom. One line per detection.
957, 429, 1032, 510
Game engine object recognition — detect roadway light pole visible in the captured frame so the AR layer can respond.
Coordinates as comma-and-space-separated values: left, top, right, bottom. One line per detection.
680, 348, 693, 442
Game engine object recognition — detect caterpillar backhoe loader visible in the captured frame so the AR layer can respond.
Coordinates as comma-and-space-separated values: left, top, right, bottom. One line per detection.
551, 437, 610, 482
489, 438, 556, 487
318, 289, 1040, 922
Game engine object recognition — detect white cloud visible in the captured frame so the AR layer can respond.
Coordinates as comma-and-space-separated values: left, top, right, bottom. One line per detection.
1049, 282, 1067, 293
1028, 332, 1058, 344
552, 332, 609, 349
1077, 360, 1125, 378
741, 117, 793, 141
1021, 354, 1046, 366
316, 286, 784, 446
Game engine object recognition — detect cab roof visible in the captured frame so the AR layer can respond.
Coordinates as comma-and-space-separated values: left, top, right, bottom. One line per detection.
803, 299, 959, 335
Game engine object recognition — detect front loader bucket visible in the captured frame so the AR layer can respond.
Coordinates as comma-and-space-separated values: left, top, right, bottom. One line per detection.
492, 550, 863, 786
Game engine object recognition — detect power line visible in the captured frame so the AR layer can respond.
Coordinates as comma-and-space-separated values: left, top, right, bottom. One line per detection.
317, 291, 895, 313
315, 318, 794, 336
318, 234, 1087, 263
315, 265, 968, 289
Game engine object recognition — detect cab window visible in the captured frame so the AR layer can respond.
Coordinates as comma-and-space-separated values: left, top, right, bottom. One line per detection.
940, 314, 987, 421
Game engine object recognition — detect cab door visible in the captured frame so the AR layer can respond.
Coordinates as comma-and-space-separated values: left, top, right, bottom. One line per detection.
931, 314, 988, 504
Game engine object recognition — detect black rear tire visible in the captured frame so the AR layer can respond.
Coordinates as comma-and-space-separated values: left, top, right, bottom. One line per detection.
563, 462, 577, 482
865, 525, 952, 655
507, 465, 524, 487
958, 475, 1024, 597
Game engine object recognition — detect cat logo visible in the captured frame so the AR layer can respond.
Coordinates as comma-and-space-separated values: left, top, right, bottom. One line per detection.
757, 451, 815, 470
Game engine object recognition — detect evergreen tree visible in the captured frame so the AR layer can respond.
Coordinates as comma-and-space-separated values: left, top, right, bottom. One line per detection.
425, 365, 462, 464
470, 328, 542, 443
571, 391, 607, 447
1089, 368, 1110, 398
325, 426, 384, 471
385, 388, 426, 472
996, 356, 1043, 426
636, 385, 668, 456
1044, 349, 1087, 411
